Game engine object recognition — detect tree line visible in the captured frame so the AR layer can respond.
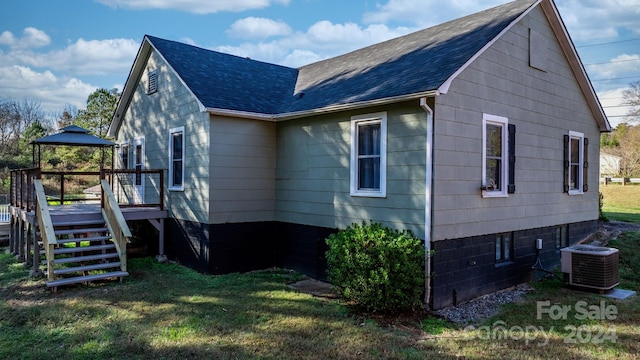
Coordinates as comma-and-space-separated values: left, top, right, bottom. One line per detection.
0, 88, 119, 195
600, 80, 640, 178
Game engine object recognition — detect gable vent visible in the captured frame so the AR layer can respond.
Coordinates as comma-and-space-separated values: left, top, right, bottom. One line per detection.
147, 69, 157, 94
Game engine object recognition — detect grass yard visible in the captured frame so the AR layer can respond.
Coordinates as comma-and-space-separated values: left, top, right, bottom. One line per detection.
2, 187, 639, 359
600, 184, 640, 223
2, 239, 640, 360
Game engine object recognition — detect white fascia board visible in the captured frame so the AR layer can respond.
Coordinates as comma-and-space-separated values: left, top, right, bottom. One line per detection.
108, 39, 150, 138
204, 90, 438, 122
109, 36, 207, 138
204, 107, 276, 121
275, 90, 439, 122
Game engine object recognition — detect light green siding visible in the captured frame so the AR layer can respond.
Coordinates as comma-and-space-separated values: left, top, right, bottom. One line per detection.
115, 50, 210, 224
432, 6, 601, 241
275, 103, 428, 238
209, 116, 276, 224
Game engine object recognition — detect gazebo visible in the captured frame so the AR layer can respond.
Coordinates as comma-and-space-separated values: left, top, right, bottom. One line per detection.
9, 125, 167, 291
32, 125, 115, 172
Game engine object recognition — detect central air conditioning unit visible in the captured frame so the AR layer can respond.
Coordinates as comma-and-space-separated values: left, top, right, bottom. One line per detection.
561, 244, 619, 291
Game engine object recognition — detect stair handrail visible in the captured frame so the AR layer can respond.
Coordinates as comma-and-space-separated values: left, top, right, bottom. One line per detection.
34, 179, 57, 282
100, 179, 131, 272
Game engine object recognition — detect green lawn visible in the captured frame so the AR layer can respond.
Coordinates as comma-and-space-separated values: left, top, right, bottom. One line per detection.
1, 187, 639, 359
2, 240, 639, 359
601, 184, 640, 223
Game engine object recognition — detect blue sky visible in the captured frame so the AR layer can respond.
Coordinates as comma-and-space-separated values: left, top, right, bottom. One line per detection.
1, 0, 639, 127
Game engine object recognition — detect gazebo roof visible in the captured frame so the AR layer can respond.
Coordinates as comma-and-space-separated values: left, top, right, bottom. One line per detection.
33, 125, 115, 147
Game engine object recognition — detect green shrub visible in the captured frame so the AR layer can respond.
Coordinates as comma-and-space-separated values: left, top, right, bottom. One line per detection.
325, 221, 425, 313
599, 191, 608, 222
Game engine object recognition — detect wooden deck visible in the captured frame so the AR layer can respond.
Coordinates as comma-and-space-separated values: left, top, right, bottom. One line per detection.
46, 203, 167, 222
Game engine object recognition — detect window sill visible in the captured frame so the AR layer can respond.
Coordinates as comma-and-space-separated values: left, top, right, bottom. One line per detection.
482, 190, 508, 198
495, 260, 514, 268
350, 189, 386, 198
168, 186, 184, 192
568, 190, 584, 196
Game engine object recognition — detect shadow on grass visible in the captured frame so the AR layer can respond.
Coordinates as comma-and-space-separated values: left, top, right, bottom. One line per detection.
0, 255, 442, 360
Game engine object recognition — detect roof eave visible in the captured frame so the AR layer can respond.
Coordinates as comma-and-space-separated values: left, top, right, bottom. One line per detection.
276, 90, 439, 121
108, 36, 207, 138
108, 38, 150, 138
204, 90, 439, 122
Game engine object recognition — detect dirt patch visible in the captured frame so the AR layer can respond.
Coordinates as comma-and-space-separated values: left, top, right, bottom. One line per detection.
586, 220, 640, 246
288, 278, 338, 298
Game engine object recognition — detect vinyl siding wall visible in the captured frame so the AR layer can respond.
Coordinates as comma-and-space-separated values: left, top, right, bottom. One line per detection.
116, 50, 210, 224
208, 116, 276, 224
275, 102, 427, 238
432, 6, 601, 241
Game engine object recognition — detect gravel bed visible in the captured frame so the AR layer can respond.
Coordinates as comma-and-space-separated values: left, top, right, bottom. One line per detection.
433, 221, 640, 325
433, 284, 534, 324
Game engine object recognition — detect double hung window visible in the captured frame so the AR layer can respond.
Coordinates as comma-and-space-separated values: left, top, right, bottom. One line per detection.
564, 131, 588, 194
350, 112, 387, 197
483, 114, 515, 196
169, 126, 185, 191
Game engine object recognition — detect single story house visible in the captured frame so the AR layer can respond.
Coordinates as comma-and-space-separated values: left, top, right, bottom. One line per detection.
108, 0, 610, 310
600, 153, 622, 177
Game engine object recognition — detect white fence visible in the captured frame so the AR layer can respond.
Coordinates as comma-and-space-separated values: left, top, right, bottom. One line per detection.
0, 204, 9, 223
600, 177, 640, 185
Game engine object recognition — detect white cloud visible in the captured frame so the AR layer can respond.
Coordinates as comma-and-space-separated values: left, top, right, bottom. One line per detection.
227, 17, 292, 39
0, 31, 16, 46
598, 87, 636, 127
215, 20, 412, 67
6, 38, 139, 76
0, 65, 96, 112
587, 53, 640, 80
558, 0, 640, 42
363, 0, 505, 27
96, 0, 290, 14
0, 27, 50, 49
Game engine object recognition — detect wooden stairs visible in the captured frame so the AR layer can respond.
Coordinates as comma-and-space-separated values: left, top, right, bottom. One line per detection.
32, 179, 131, 292
42, 214, 128, 291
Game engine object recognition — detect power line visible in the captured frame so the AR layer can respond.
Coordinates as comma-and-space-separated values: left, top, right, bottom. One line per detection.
576, 38, 640, 48
586, 58, 640, 66
591, 75, 640, 82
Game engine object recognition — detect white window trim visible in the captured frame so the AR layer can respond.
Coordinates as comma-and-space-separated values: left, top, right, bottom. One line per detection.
350, 112, 387, 198
482, 113, 509, 198
119, 141, 130, 169
568, 130, 584, 195
168, 126, 185, 191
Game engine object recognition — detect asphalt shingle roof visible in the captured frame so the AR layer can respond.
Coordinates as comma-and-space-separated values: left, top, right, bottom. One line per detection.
147, 0, 536, 115
147, 35, 299, 115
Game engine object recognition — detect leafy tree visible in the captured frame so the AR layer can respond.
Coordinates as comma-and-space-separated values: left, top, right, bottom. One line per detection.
74, 88, 119, 138
0, 97, 45, 157
57, 105, 77, 129
601, 123, 640, 177
623, 80, 640, 123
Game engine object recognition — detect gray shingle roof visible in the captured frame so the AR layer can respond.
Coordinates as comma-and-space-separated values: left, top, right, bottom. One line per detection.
34, 125, 115, 147
147, 0, 536, 115
147, 36, 299, 115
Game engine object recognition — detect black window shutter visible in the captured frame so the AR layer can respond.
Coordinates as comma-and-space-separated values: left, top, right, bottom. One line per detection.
563, 135, 569, 193
508, 124, 516, 193
583, 138, 589, 192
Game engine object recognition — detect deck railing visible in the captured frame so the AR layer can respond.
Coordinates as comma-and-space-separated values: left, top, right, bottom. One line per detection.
101, 179, 132, 272
33, 180, 57, 283
9, 168, 164, 211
